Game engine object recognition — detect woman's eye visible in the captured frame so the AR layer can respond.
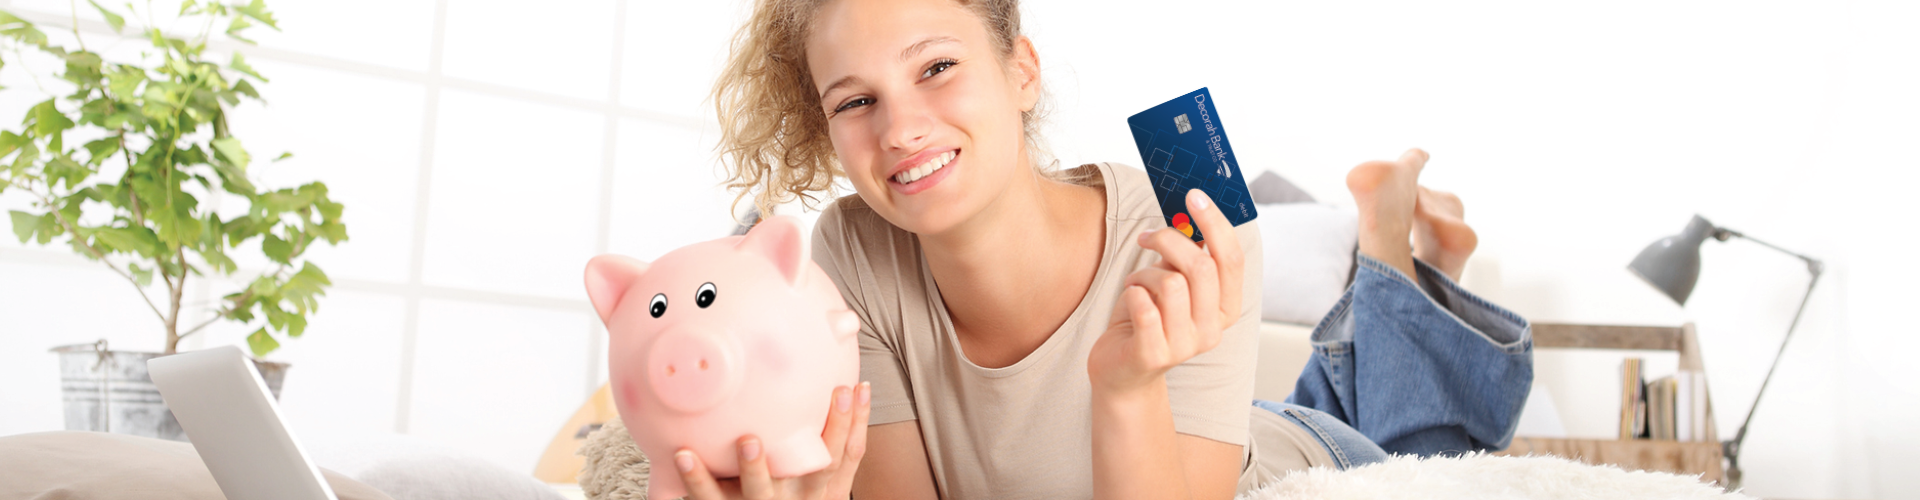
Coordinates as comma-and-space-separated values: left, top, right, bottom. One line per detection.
921, 60, 956, 79
834, 97, 874, 114
649, 293, 667, 318
695, 282, 717, 308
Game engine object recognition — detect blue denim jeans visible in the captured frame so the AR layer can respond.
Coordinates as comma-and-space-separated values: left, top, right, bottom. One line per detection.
1256, 254, 1533, 469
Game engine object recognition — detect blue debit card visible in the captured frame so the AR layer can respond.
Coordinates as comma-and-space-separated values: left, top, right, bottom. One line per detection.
1127, 87, 1258, 242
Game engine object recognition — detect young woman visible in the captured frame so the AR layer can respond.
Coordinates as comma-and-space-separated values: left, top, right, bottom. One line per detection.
667, 0, 1533, 498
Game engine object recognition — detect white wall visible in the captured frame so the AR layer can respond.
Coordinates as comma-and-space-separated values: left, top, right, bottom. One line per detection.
2, 1, 1915, 498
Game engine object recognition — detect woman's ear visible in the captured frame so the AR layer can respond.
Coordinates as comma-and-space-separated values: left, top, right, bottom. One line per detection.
1010, 35, 1042, 113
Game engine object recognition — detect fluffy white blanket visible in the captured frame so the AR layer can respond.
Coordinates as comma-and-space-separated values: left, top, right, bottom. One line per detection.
1239, 453, 1753, 500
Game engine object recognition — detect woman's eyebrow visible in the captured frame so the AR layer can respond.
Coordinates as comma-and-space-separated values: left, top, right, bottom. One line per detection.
820, 76, 862, 100
899, 36, 960, 62
818, 36, 962, 101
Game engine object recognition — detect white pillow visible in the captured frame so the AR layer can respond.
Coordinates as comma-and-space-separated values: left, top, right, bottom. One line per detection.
1258, 204, 1358, 325
302, 432, 567, 500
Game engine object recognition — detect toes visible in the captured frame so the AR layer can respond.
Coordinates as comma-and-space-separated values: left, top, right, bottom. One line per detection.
1415, 186, 1466, 220
1398, 149, 1430, 172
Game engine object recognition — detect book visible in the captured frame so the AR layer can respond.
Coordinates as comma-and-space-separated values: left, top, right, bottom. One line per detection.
1620, 358, 1644, 440
1676, 371, 1694, 442
1647, 376, 1678, 441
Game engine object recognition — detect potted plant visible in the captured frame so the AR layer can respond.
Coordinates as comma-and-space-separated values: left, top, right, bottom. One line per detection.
0, 0, 345, 441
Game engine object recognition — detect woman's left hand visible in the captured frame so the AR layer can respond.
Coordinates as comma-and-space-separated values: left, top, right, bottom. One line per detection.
674, 383, 872, 500
1089, 189, 1245, 396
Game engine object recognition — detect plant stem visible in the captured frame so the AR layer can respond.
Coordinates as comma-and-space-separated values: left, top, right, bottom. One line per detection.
67, 0, 88, 53
164, 250, 186, 353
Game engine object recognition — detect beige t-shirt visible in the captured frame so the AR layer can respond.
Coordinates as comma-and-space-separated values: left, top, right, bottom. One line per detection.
812, 162, 1327, 498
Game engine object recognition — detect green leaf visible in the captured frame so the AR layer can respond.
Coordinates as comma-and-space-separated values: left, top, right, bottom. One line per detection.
233, 0, 280, 30
264, 301, 287, 329
127, 262, 152, 287
94, 226, 159, 257
0, 130, 23, 157
9, 210, 36, 243
87, 0, 125, 33
28, 99, 74, 136
231, 79, 260, 100
0, 11, 49, 46
285, 314, 307, 337
10, 142, 38, 176
224, 15, 255, 44
34, 213, 57, 244
246, 327, 279, 357
211, 136, 250, 170
273, 151, 292, 162
83, 137, 119, 164
261, 233, 290, 264
316, 219, 347, 244
281, 262, 330, 313
227, 52, 267, 82
198, 246, 236, 274
106, 66, 146, 99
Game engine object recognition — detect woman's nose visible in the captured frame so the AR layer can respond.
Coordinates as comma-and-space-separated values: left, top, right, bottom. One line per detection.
880, 97, 933, 152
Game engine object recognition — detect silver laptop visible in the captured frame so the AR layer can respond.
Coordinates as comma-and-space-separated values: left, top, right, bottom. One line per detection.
148, 345, 337, 500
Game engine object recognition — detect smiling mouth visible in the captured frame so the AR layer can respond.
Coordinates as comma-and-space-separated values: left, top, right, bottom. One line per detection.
892, 150, 956, 185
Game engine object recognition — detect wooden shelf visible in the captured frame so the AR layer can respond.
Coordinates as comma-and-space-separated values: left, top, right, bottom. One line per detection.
1495, 437, 1724, 484
1498, 322, 1725, 485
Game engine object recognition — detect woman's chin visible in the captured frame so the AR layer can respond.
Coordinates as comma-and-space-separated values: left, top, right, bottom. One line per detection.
881, 200, 969, 236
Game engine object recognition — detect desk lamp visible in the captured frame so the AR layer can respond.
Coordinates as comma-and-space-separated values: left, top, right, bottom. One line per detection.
1628, 214, 1823, 489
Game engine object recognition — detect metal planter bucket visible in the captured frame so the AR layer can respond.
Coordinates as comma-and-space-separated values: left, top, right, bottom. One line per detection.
52, 341, 290, 442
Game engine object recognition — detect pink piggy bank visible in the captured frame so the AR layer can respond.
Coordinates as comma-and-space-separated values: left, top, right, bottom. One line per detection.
583, 215, 860, 500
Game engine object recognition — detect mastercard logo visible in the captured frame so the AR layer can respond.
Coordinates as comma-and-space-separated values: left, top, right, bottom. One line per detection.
1171, 212, 1194, 238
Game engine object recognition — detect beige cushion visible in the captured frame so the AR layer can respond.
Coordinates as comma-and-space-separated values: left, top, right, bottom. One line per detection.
1254, 321, 1315, 403
0, 431, 392, 500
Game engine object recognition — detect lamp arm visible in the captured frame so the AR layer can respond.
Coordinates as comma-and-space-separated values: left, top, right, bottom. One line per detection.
1719, 229, 1824, 484
1720, 230, 1826, 274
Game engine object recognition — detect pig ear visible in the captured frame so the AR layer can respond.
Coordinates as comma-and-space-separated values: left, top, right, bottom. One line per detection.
584, 254, 650, 324
736, 215, 808, 286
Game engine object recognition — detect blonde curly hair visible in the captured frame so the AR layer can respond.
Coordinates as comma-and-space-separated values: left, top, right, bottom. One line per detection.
711, 0, 1048, 216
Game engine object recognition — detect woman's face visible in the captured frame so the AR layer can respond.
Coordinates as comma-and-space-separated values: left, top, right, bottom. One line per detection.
807, 0, 1040, 236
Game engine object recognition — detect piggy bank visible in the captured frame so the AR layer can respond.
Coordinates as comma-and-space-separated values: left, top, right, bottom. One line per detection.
583, 215, 860, 500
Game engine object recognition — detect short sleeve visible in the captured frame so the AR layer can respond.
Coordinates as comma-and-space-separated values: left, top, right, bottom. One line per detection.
1164, 219, 1264, 446
811, 202, 918, 425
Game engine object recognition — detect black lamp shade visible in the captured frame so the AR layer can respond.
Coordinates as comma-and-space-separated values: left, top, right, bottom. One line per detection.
1628, 215, 1716, 305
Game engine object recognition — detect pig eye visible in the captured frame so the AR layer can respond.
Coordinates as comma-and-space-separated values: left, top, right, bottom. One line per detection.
695, 282, 717, 308
649, 294, 667, 318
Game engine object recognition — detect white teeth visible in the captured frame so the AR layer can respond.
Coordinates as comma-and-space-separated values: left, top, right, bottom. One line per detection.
894, 151, 955, 184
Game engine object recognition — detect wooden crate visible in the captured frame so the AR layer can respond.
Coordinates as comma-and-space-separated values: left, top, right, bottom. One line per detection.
1492, 323, 1725, 484
1496, 437, 1724, 483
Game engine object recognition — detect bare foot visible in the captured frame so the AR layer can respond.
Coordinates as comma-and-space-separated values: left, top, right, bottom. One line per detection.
1347, 149, 1427, 281
1412, 187, 1478, 281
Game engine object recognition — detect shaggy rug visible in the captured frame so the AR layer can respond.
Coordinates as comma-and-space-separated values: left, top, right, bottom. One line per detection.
578, 421, 1748, 500
1238, 452, 1753, 500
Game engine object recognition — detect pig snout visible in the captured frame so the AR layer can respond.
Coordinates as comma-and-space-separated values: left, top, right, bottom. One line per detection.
646, 329, 743, 414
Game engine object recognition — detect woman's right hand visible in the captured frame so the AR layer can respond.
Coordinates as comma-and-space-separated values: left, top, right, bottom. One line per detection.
1087, 189, 1246, 397
675, 383, 872, 500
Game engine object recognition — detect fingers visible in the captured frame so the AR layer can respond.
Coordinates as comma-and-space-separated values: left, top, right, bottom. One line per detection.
826, 382, 872, 497
1137, 226, 1220, 336
1179, 189, 1245, 324
819, 386, 854, 470
1121, 284, 1169, 363
1124, 266, 1195, 359
845, 382, 872, 468
675, 450, 728, 500
736, 436, 774, 500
